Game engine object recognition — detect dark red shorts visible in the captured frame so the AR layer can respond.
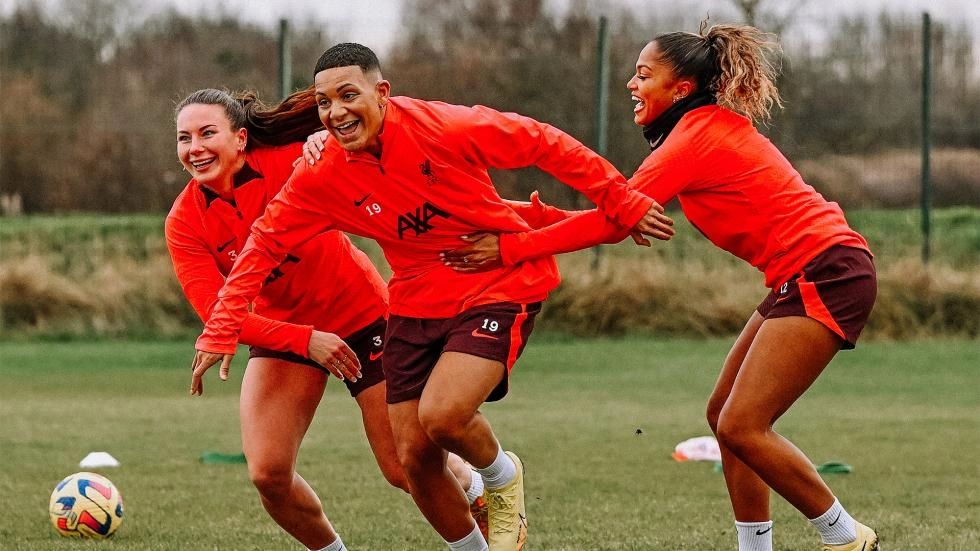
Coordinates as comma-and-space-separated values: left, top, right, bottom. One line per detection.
249, 317, 387, 397
757, 245, 876, 349
383, 302, 542, 404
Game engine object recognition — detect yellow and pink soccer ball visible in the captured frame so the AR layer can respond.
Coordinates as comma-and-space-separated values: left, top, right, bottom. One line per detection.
48, 472, 124, 539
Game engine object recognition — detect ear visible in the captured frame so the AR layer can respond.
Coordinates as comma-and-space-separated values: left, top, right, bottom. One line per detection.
674, 79, 696, 98
376, 79, 391, 107
236, 128, 248, 152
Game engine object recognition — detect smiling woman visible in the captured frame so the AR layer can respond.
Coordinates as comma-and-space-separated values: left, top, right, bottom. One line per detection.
175, 92, 249, 199
440, 20, 881, 551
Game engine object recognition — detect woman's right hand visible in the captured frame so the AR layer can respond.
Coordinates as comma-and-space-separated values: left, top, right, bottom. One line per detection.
301, 130, 330, 166
190, 349, 235, 396
307, 330, 362, 382
630, 201, 675, 246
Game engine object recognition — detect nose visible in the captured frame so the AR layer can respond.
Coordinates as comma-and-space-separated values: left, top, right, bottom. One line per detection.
626, 75, 637, 90
329, 104, 349, 125
318, 104, 343, 127
189, 135, 206, 153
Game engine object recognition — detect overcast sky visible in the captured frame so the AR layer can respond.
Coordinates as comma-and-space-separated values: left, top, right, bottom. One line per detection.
4, 0, 977, 54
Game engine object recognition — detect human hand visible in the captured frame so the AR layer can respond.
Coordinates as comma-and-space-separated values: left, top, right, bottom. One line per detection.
440, 232, 503, 273
630, 202, 674, 246
302, 130, 330, 166
190, 350, 235, 396
307, 330, 362, 382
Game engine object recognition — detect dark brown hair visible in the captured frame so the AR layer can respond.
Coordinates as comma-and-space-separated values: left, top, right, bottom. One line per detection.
174, 87, 322, 150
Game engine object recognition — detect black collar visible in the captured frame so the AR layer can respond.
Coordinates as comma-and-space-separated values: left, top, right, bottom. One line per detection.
200, 162, 263, 208
642, 90, 716, 151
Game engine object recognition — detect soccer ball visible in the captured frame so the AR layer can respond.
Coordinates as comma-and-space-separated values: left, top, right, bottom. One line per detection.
48, 472, 124, 538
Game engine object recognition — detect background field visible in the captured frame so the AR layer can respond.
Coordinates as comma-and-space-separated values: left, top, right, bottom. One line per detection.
1, 337, 977, 550
1, 208, 978, 340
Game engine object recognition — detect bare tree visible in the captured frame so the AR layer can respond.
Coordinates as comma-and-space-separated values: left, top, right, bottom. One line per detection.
728, 0, 809, 34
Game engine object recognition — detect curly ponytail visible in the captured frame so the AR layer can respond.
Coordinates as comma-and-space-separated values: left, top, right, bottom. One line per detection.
655, 20, 784, 124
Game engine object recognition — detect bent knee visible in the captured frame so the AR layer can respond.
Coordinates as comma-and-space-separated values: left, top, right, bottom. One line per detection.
248, 463, 294, 496
417, 408, 469, 449
715, 413, 768, 454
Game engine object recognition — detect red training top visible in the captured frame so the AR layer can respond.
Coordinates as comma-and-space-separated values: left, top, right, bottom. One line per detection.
197, 96, 654, 353
500, 105, 869, 289
166, 143, 388, 357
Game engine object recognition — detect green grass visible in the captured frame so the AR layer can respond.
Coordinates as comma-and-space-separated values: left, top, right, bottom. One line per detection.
1, 208, 978, 268
1, 338, 977, 549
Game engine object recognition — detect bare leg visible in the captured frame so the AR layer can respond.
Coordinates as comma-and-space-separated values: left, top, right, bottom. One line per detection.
706, 311, 772, 521
355, 381, 409, 491
714, 315, 842, 518
388, 398, 476, 542
418, 352, 506, 467
387, 352, 505, 542
355, 380, 475, 494
240, 358, 338, 549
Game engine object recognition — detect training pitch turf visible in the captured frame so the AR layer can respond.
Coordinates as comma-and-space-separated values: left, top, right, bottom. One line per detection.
0, 337, 977, 549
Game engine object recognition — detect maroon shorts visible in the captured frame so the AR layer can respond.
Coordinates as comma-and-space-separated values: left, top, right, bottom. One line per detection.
249, 317, 387, 397
757, 245, 876, 349
383, 302, 542, 404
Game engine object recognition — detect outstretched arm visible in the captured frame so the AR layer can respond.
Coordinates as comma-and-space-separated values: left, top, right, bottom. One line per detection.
442, 195, 673, 272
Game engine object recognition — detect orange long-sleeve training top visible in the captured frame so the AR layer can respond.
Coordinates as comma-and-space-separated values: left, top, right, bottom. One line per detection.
166, 143, 388, 357
499, 105, 869, 289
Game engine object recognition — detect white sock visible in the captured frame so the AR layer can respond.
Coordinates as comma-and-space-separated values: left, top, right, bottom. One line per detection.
809, 498, 857, 545
311, 536, 346, 551
446, 524, 488, 551
735, 520, 773, 551
465, 470, 485, 504
473, 446, 516, 489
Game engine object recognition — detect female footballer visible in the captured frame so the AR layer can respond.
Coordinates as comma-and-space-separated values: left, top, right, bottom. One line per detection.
442, 22, 880, 551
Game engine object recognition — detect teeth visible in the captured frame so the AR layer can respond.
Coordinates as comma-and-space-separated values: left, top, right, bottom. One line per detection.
335, 120, 357, 130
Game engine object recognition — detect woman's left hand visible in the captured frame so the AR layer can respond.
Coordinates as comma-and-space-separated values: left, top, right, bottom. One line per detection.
441, 232, 503, 273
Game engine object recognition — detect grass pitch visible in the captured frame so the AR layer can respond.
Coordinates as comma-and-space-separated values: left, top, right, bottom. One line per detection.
0, 337, 977, 550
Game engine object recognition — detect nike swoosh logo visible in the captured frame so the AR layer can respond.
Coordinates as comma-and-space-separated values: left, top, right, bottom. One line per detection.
368, 350, 383, 361
216, 238, 235, 252
828, 512, 842, 527
755, 526, 772, 535
471, 329, 499, 340
354, 193, 372, 206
